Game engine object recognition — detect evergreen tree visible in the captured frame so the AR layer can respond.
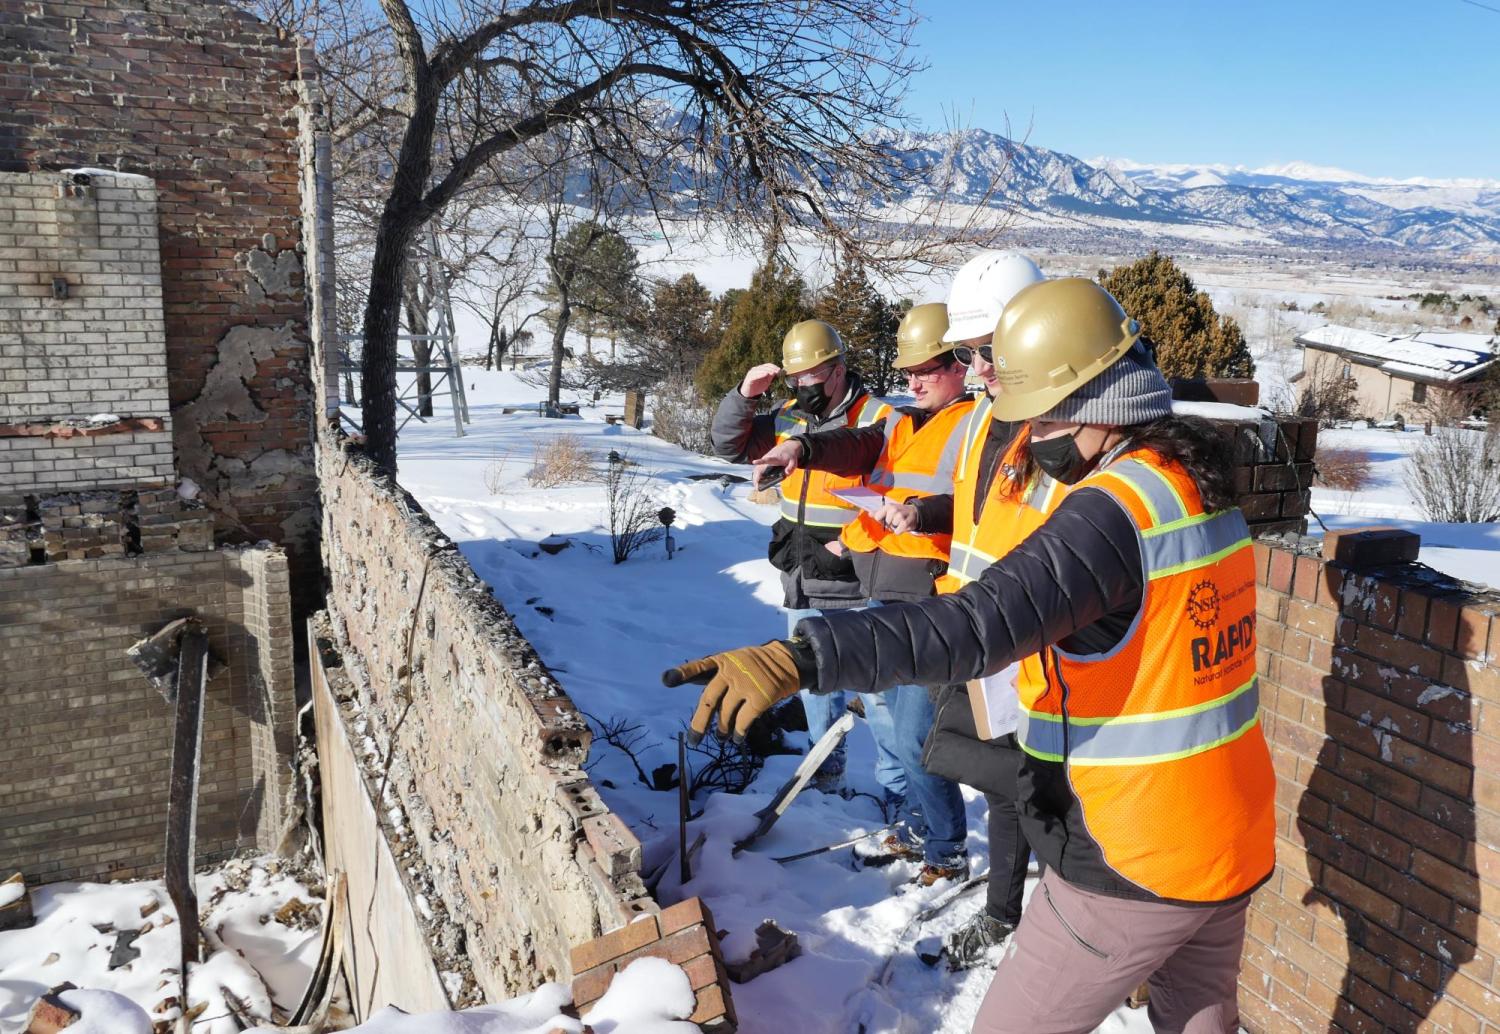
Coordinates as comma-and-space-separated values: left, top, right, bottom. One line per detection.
696, 259, 812, 400
1099, 251, 1253, 380
537, 221, 640, 358
813, 256, 901, 395
646, 274, 719, 379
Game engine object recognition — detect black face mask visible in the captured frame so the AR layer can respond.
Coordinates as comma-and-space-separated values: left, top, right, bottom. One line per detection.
795, 382, 833, 416
1030, 430, 1090, 484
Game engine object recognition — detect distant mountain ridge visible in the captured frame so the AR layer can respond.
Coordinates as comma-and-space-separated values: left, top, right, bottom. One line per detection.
878, 128, 1500, 256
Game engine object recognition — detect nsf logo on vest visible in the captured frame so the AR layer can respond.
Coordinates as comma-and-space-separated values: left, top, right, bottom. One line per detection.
1186, 579, 1220, 629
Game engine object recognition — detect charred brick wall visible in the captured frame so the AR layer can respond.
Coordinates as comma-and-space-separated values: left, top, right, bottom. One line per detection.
1, 0, 319, 590
316, 428, 656, 1004
0, 545, 296, 883
1241, 529, 1500, 1032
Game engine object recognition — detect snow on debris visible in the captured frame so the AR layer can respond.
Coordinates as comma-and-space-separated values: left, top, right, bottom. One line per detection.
1297, 324, 1498, 383
1171, 399, 1268, 422
0, 857, 322, 1034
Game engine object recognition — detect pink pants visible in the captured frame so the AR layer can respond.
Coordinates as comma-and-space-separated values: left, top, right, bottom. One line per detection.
972, 869, 1250, 1034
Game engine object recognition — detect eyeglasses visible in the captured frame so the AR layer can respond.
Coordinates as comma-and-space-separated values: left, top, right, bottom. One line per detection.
951, 345, 993, 368
900, 358, 954, 381
783, 362, 838, 388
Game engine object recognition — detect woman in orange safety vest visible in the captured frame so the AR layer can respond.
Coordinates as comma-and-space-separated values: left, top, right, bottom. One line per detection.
666, 278, 1275, 1034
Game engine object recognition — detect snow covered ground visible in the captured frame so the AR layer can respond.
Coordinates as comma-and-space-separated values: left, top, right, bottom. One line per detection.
0, 858, 322, 1034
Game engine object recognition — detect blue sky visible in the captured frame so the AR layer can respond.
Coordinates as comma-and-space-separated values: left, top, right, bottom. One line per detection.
905, 0, 1498, 180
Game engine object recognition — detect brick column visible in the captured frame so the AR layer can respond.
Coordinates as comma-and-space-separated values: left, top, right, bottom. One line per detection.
1241, 528, 1500, 1031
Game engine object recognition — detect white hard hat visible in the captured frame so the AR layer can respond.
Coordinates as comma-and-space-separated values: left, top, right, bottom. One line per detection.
942, 251, 1045, 342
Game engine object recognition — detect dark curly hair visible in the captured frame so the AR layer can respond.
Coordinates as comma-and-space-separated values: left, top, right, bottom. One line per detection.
1002, 415, 1239, 513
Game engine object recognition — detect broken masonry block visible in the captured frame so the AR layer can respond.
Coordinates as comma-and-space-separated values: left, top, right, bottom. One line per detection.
723, 920, 800, 984
24, 983, 79, 1034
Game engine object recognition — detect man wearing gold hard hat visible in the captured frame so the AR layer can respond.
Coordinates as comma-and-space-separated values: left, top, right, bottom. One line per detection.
673, 278, 1274, 1032
747, 302, 977, 886
709, 320, 899, 798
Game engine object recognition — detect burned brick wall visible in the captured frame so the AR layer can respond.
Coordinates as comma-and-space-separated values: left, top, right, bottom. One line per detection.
1241, 529, 1500, 1032
0, 545, 296, 884
1, 0, 320, 593
315, 428, 657, 1007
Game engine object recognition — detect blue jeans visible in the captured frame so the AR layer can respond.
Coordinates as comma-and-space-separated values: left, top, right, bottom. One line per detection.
786, 609, 905, 799
869, 604, 968, 867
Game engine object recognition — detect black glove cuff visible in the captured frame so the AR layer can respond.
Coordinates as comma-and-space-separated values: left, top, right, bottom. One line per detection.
781, 636, 819, 692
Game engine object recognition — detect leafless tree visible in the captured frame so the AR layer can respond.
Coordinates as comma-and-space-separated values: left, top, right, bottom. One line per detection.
270, 0, 1008, 475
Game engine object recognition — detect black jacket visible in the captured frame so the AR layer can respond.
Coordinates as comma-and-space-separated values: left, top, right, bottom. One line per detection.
793, 487, 1157, 899
711, 375, 879, 610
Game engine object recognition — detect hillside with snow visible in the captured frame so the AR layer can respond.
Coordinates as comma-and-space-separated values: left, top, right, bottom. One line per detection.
871, 129, 1500, 257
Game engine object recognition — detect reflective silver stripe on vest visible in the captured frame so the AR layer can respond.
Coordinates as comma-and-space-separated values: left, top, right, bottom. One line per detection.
855, 399, 891, 427
782, 497, 859, 527
1100, 459, 1189, 525
1141, 509, 1253, 580
1018, 677, 1261, 765
946, 541, 998, 585
956, 395, 993, 473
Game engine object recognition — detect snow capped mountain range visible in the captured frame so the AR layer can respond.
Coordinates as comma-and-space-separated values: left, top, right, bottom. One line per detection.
884, 128, 1500, 256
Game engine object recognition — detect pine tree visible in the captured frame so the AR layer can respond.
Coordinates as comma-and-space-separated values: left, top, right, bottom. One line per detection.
1099, 251, 1254, 380
695, 259, 812, 400
813, 256, 900, 395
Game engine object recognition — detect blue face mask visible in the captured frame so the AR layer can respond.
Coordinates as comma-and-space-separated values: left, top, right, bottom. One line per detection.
1030, 429, 1089, 484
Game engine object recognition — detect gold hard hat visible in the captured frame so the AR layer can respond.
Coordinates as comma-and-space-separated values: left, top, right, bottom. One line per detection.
893, 303, 952, 369
782, 320, 845, 375
988, 278, 1141, 422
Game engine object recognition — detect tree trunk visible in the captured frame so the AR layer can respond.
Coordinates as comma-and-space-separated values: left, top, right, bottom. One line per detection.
549, 292, 571, 411
358, 56, 439, 477
401, 282, 435, 418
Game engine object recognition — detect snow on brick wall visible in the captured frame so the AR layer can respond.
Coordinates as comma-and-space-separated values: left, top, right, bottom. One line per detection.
0, 545, 297, 884
0, 171, 176, 492
1242, 530, 1500, 1032
317, 429, 658, 1004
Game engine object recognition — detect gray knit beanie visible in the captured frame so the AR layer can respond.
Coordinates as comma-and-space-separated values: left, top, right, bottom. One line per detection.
1037, 342, 1173, 426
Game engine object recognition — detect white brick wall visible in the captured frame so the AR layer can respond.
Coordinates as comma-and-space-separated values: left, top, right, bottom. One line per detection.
0, 171, 175, 493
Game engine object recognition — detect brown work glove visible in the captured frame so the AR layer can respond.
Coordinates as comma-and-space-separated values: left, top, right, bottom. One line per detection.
662, 641, 803, 745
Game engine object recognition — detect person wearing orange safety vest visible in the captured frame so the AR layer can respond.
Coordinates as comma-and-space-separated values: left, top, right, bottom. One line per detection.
668, 278, 1276, 1033
710, 320, 894, 792
751, 303, 977, 886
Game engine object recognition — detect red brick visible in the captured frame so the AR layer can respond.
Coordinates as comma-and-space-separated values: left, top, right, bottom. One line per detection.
1352, 623, 1443, 680
1292, 555, 1325, 603
1367, 582, 1400, 631
613, 925, 712, 969
570, 964, 616, 1008
1251, 541, 1272, 585
688, 983, 732, 1025
1337, 682, 1430, 746
1457, 606, 1494, 662
1285, 598, 1339, 642
1267, 548, 1296, 594
1426, 597, 1461, 651
1412, 850, 1482, 912
1363, 856, 1453, 928
1395, 590, 1429, 642
1373, 796, 1466, 869
569, 916, 660, 974
658, 896, 716, 937
680, 952, 720, 991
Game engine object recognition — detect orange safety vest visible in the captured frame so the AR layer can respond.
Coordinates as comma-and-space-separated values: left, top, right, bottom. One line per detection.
839, 396, 976, 562
934, 395, 1065, 595
1011, 448, 1275, 903
773, 393, 892, 528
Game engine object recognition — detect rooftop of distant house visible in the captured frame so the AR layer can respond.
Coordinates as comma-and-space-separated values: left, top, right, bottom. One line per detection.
1295, 324, 1500, 385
